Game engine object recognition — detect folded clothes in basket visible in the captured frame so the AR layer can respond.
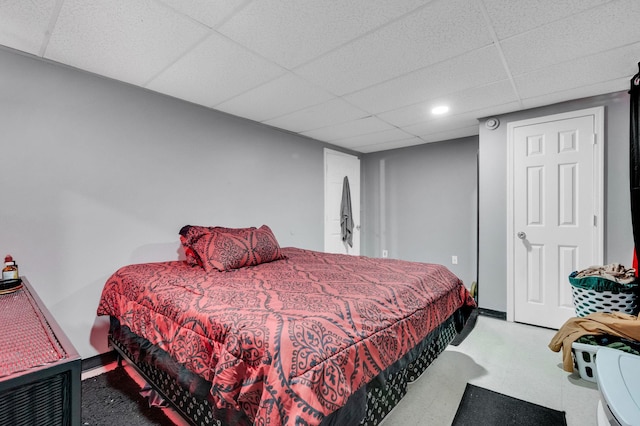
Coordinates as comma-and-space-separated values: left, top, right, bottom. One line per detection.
549, 311, 640, 372
573, 263, 636, 284
576, 334, 640, 355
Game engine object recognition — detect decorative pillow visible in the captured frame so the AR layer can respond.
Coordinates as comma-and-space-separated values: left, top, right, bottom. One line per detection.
179, 225, 256, 266
191, 225, 286, 272
179, 234, 200, 266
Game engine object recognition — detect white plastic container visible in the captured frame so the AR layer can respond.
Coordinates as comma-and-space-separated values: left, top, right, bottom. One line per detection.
595, 347, 640, 426
571, 341, 600, 382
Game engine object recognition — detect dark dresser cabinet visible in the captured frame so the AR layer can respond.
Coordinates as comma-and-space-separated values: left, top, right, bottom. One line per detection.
0, 277, 81, 425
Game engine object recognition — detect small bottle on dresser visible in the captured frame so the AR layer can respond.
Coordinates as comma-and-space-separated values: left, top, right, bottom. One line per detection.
2, 255, 19, 280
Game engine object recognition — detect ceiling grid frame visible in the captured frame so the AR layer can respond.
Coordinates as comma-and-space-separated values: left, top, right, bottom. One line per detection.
0, 0, 637, 153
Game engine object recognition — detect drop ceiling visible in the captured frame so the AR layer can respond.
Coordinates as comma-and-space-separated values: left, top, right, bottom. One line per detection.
1, 0, 639, 153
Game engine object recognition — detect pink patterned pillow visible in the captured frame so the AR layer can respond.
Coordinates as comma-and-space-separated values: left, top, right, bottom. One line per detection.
191, 225, 286, 272
179, 234, 200, 266
179, 225, 256, 267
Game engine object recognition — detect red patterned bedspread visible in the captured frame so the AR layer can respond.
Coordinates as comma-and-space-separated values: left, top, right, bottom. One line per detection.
97, 247, 474, 425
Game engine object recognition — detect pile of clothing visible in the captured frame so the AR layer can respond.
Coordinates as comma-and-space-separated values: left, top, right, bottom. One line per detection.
572, 262, 636, 284
549, 311, 640, 372
550, 263, 640, 372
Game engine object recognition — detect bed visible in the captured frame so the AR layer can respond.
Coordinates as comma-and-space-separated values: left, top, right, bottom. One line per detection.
97, 225, 475, 426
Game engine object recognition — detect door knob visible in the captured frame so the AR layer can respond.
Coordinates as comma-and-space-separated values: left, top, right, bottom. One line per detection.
517, 231, 526, 240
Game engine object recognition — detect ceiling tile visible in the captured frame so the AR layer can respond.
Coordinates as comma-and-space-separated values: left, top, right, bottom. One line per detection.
214, 73, 334, 122
417, 125, 479, 144
483, 0, 610, 40
295, 0, 493, 95
146, 32, 285, 107
404, 116, 480, 137
0, 0, 58, 55
378, 80, 519, 127
351, 136, 426, 153
218, 0, 431, 69
472, 102, 524, 121
334, 128, 417, 149
159, 0, 249, 29
403, 102, 521, 136
301, 116, 395, 142
521, 78, 629, 110
44, 0, 209, 86
377, 104, 431, 128
515, 43, 640, 99
263, 98, 370, 133
0, 0, 637, 153
501, 0, 640, 76
345, 45, 507, 114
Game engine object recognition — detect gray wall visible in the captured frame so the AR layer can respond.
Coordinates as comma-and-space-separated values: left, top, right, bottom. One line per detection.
361, 137, 479, 288
2, 43, 633, 359
478, 91, 632, 312
0, 47, 333, 359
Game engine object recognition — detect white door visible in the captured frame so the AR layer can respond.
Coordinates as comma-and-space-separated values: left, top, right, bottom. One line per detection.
507, 107, 603, 329
324, 149, 360, 255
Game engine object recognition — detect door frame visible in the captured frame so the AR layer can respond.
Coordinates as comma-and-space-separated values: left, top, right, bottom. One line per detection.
324, 148, 361, 254
505, 107, 604, 322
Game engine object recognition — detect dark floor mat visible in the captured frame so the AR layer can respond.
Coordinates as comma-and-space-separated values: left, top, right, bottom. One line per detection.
452, 383, 566, 426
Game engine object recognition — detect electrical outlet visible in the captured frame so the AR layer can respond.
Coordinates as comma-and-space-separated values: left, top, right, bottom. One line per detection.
452, 255, 458, 264
382, 250, 388, 258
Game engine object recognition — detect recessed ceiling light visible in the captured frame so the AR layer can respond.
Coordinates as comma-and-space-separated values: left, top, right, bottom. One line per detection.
431, 105, 449, 115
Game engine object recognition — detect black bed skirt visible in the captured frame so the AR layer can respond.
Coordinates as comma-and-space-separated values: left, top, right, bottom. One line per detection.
108, 308, 468, 426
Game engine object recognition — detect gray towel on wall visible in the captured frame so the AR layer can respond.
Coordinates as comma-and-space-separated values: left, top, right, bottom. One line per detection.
341, 176, 354, 247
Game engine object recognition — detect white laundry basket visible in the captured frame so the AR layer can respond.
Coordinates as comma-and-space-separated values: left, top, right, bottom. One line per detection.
571, 341, 600, 382
568, 272, 638, 317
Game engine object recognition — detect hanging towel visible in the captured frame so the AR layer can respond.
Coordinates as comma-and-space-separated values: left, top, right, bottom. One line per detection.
340, 176, 354, 247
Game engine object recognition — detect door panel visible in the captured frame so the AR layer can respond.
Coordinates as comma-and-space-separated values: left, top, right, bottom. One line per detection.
509, 108, 603, 329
